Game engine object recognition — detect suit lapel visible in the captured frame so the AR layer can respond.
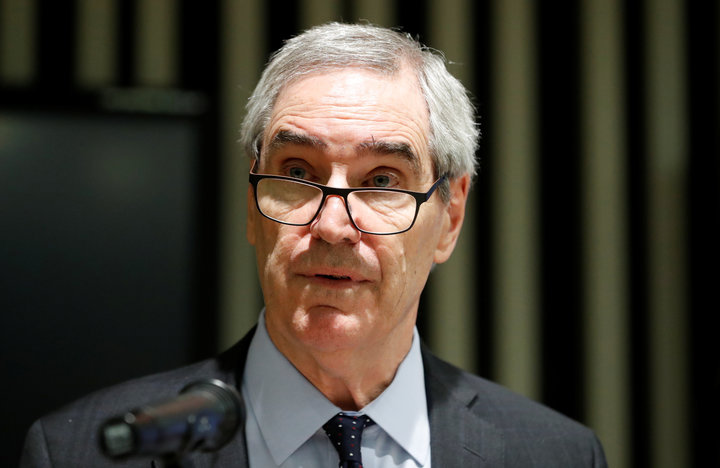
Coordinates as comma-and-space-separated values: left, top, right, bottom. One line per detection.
159, 330, 504, 467
212, 327, 255, 467
423, 346, 504, 466
165, 328, 257, 468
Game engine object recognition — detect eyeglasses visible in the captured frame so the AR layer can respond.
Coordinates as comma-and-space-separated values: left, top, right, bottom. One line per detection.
248, 171, 446, 235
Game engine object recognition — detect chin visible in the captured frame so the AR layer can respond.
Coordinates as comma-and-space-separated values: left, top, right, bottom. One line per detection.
292, 307, 367, 351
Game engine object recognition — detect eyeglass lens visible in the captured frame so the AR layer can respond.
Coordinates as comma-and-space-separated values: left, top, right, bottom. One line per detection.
256, 178, 417, 234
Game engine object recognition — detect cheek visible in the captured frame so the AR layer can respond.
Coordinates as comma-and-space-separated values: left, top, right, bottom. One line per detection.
373, 233, 433, 297
374, 242, 405, 282
252, 221, 274, 269
255, 223, 301, 282
396, 218, 444, 281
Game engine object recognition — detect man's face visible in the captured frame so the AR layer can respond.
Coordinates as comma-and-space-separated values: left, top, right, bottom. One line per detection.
247, 67, 468, 357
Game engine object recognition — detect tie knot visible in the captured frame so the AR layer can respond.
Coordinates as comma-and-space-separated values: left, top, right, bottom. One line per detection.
322, 413, 373, 467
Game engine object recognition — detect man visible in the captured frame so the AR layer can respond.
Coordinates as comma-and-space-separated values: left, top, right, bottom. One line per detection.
21, 23, 607, 467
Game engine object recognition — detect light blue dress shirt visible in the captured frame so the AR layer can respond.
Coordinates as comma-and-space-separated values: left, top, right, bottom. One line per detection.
242, 311, 431, 467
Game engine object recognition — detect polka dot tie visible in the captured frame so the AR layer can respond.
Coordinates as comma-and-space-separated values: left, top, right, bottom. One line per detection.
322, 412, 374, 468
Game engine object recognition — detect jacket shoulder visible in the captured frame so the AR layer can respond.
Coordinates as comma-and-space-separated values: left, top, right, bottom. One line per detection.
20, 335, 252, 468
422, 347, 607, 467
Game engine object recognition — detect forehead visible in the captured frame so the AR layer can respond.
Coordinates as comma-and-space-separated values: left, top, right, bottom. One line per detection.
263, 67, 433, 174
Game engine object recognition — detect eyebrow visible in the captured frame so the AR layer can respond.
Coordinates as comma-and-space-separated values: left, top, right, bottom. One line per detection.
266, 130, 422, 176
267, 130, 327, 152
357, 137, 422, 176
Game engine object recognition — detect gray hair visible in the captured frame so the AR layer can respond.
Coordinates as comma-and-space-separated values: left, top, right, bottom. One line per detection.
239, 22, 479, 201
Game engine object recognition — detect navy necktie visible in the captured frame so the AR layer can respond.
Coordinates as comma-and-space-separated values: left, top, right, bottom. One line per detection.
323, 412, 373, 468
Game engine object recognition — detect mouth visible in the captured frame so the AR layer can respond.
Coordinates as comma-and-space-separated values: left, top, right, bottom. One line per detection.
315, 274, 352, 281
297, 268, 370, 285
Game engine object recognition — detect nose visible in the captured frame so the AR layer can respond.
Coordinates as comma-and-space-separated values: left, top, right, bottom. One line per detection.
310, 194, 362, 244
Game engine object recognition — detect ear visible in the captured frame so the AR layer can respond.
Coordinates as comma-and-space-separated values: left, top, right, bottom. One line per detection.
433, 174, 470, 264
247, 184, 257, 246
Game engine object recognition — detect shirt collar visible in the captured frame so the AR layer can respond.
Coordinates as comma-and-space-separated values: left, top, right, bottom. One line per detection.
242, 311, 338, 465
242, 310, 430, 466
363, 327, 431, 465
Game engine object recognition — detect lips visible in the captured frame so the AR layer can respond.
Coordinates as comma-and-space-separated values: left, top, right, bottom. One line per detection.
297, 267, 371, 283
304, 273, 363, 288
316, 274, 352, 280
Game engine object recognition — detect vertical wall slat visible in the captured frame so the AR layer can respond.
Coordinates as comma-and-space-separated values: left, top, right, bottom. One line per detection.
645, 0, 690, 466
352, 0, 393, 27
0, 0, 36, 84
76, 0, 117, 88
299, 0, 342, 30
135, 0, 178, 87
217, 0, 265, 350
490, 0, 541, 399
426, 0, 477, 373
580, 0, 630, 466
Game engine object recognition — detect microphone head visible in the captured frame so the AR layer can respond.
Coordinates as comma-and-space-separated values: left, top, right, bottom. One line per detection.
100, 379, 242, 459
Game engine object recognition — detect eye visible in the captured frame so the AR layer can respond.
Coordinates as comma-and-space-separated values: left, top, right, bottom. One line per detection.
366, 173, 399, 188
373, 174, 391, 187
287, 166, 308, 179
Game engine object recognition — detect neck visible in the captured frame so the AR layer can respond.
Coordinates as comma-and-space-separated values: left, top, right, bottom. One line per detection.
267, 316, 415, 410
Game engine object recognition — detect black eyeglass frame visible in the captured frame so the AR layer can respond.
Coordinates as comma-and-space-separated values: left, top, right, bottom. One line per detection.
248, 171, 447, 235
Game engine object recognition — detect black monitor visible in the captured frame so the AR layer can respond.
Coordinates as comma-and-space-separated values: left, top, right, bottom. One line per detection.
0, 105, 217, 465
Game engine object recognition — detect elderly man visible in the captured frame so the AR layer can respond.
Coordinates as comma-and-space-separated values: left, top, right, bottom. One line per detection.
21, 23, 606, 467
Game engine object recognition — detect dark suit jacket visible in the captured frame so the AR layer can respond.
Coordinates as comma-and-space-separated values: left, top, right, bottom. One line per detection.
20, 328, 607, 467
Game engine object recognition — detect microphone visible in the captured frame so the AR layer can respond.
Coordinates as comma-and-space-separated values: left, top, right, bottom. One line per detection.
100, 379, 242, 459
